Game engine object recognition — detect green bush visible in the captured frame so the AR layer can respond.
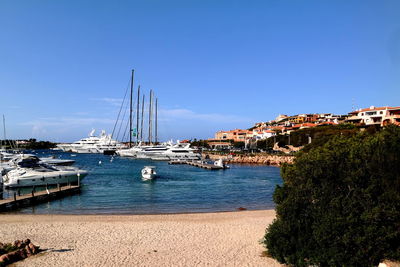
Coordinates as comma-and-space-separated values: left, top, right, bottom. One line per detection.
263, 125, 400, 266
233, 141, 245, 148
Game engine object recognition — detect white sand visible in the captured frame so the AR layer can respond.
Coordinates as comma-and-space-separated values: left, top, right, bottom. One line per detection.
0, 210, 284, 266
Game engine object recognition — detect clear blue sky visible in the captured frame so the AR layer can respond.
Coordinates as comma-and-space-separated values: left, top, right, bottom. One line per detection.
1, 0, 399, 142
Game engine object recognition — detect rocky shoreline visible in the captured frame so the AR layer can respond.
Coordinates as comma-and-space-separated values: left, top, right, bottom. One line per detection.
0, 239, 40, 266
203, 153, 294, 166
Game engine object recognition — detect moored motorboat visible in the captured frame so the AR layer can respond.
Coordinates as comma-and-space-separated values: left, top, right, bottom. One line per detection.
2, 156, 88, 188
141, 166, 156, 181
39, 156, 75, 166
214, 159, 230, 169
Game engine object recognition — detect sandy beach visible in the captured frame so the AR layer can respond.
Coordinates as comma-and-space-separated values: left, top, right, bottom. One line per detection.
0, 209, 283, 266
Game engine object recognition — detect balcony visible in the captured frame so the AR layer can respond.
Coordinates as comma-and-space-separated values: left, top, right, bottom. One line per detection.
388, 114, 400, 119
346, 116, 361, 121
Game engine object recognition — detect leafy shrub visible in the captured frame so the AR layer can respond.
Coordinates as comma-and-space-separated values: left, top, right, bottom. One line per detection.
264, 125, 400, 266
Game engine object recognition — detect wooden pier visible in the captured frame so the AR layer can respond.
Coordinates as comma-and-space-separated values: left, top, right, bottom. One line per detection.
0, 184, 81, 212
168, 160, 189, 165
169, 160, 228, 170
187, 161, 227, 170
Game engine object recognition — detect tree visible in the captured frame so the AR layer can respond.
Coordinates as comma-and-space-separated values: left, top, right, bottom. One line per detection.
264, 125, 400, 266
190, 139, 210, 148
233, 141, 245, 148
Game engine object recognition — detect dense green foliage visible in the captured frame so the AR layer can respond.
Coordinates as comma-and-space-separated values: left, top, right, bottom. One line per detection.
190, 139, 211, 148
264, 125, 400, 266
24, 139, 56, 149
1, 138, 56, 149
233, 141, 245, 148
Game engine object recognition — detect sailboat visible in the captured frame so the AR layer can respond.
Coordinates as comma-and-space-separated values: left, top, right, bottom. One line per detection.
115, 73, 164, 157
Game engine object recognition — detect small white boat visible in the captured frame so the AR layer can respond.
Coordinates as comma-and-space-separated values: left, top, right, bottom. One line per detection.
214, 159, 230, 169
141, 166, 156, 181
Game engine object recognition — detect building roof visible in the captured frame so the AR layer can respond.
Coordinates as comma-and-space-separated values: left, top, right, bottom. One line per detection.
349, 106, 400, 114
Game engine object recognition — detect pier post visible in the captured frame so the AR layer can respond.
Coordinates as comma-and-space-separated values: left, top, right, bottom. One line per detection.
78, 173, 80, 187
13, 192, 16, 202
57, 183, 60, 191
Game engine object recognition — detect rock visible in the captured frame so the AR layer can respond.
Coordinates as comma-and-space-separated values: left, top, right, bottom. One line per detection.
202, 152, 294, 166
237, 207, 247, 211
25, 244, 32, 256
28, 243, 38, 254
0, 254, 10, 263
379, 261, 400, 267
18, 249, 27, 259
0, 240, 40, 266
6, 250, 20, 262
14, 240, 26, 249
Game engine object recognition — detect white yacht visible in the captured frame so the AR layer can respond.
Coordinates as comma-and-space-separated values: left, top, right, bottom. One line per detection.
139, 143, 201, 161
136, 145, 171, 159
57, 129, 126, 153
95, 134, 127, 154
116, 141, 173, 158
2, 155, 88, 188
115, 146, 144, 157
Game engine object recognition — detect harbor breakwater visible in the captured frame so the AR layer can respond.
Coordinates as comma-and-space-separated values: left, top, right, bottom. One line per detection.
203, 153, 294, 166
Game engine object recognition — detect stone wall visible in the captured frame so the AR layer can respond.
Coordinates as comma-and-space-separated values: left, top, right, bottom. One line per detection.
203, 153, 294, 166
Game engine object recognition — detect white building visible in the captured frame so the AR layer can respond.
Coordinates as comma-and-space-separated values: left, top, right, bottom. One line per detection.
346, 106, 400, 126
252, 129, 277, 140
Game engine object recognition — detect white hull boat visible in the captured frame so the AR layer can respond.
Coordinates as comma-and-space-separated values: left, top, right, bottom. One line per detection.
141, 166, 156, 181
3, 167, 88, 188
39, 156, 75, 166
2, 156, 88, 188
214, 159, 230, 169
116, 145, 147, 157
138, 143, 201, 161
57, 129, 126, 153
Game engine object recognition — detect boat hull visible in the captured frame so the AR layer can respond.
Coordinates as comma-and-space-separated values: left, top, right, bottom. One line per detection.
4, 171, 88, 188
141, 174, 155, 181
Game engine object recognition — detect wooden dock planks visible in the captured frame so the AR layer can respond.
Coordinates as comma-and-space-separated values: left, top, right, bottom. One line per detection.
185, 161, 226, 170
0, 185, 81, 212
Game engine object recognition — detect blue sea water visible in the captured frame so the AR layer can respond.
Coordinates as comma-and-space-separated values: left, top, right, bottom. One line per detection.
2, 150, 282, 214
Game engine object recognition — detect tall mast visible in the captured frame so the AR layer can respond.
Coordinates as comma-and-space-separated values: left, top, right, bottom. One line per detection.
136, 85, 140, 145
155, 98, 158, 144
148, 90, 152, 144
129, 69, 134, 148
140, 94, 145, 142
2, 115, 5, 149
